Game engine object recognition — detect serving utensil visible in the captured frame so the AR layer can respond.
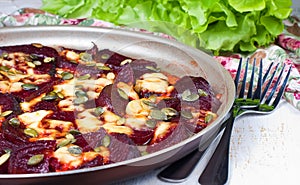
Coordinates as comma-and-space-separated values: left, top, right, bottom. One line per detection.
199, 59, 292, 185
158, 58, 291, 184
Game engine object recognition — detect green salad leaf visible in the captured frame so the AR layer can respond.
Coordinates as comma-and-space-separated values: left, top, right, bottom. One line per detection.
41, 0, 292, 54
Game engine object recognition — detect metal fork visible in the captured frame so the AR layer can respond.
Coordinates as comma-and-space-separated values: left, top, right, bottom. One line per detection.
198, 59, 292, 185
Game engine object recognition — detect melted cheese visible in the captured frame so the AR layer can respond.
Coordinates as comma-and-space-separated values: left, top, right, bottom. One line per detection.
102, 122, 133, 135
76, 109, 103, 133
20, 93, 45, 112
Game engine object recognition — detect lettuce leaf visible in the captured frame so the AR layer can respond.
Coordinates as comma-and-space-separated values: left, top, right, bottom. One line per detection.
41, 0, 293, 54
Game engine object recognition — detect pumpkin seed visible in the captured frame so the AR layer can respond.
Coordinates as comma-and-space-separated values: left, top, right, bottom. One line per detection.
140, 151, 149, 156
57, 138, 72, 148
182, 89, 199, 102
142, 100, 156, 108
198, 89, 208, 96
0, 52, 8, 59
146, 66, 160, 72
117, 88, 128, 100
120, 59, 132, 66
0, 152, 10, 166
75, 90, 87, 97
61, 72, 74, 80
79, 52, 93, 62
0, 66, 10, 72
94, 146, 102, 153
94, 106, 105, 116
29, 54, 39, 60
1, 110, 13, 117
8, 117, 20, 127
101, 53, 110, 59
21, 83, 39, 91
161, 108, 178, 117
42, 93, 58, 101
44, 57, 54, 63
205, 112, 214, 123
26, 62, 36, 68
77, 74, 91, 80
148, 95, 157, 103
149, 109, 167, 121
68, 129, 81, 135
181, 110, 193, 119
101, 135, 111, 147
73, 96, 88, 105
24, 128, 39, 138
68, 146, 82, 155
97, 66, 111, 71
145, 119, 157, 128
33, 60, 42, 66
56, 92, 65, 99
27, 154, 44, 165
32, 43, 43, 48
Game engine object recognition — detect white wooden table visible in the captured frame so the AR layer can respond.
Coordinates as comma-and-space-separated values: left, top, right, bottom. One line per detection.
1, 1, 300, 185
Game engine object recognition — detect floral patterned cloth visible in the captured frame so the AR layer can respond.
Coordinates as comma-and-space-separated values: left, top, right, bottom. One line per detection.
1, 8, 300, 110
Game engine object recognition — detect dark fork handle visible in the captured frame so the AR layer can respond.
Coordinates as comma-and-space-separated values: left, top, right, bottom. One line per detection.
199, 111, 235, 185
157, 116, 229, 182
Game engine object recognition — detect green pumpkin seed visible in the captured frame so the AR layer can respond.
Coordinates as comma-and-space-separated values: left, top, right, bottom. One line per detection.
68, 146, 82, 155
150, 109, 168, 121
97, 66, 111, 71
77, 74, 91, 81
101, 135, 111, 147
8, 117, 20, 127
24, 128, 39, 138
0, 66, 10, 72
75, 90, 87, 97
79, 52, 93, 62
181, 110, 193, 119
120, 59, 132, 66
57, 138, 72, 148
145, 119, 157, 128
148, 95, 157, 103
73, 96, 88, 105
0, 151, 10, 166
94, 106, 105, 116
0, 110, 13, 117
142, 100, 156, 108
68, 129, 81, 135
0, 52, 8, 59
42, 93, 58, 101
141, 151, 149, 156
145, 66, 160, 72
29, 54, 38, 60
61, 72, 74, 80
33, 60, 42, 66
161, 108, 178, 117
44, 57, 55, 63
182, 89, 199, 102
56, 92, 65, 99
21, 83, 39, 91
117, 88, 128, 100
94, 146, 102, 153
198, 89, 208, 96
101, 53, 110, 59
26, 62, 36, 68
27, 154, 44, 165
205, 113, 214, 123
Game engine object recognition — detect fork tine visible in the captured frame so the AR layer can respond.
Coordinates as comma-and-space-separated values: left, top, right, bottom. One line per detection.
265, 63, 286, 104
234, 58, 243, 91
253, 59, 263, 99
261, 63, 279, 101
265, 64, 291, 106
247, 59, 256, 99
238, 58, 249, 98
262, 62, 274, 83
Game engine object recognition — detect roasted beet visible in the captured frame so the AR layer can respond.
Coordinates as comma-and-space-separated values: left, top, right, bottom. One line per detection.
0, 93, 21, 116
157, 97, 181, 111
95, 84, 128, 116
0, 44, 58, 58
130, 129, 154, 145
47, 111, 76, 123
8, 140, 56, 174
113, 64, 134, 85
147, 123, 190, 153
129, 59, 158, 79
108, 133, 141, 163
74, 129, 107, 152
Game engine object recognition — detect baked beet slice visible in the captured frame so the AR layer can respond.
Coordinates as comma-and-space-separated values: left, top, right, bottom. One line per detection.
108, 133, 141, 163
0, 44, 58, 58
129, 59, 158, 80
95, 84, 128, 116
130, 129, 154, 145
146, 123, 190, 153
74, 129, 107, 152
8, 140, 56, 174
113, 64, 134, 85
0, 133, 16, 173
0, 93, 21, 116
